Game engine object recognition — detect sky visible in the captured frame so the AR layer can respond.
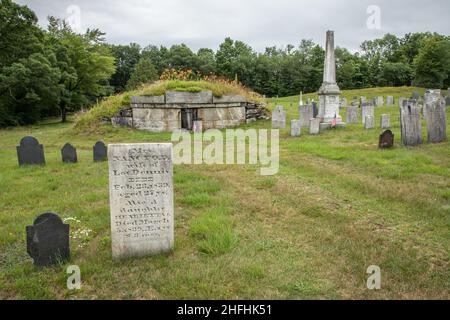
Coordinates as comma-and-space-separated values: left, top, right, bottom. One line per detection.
16, 0, 450, 53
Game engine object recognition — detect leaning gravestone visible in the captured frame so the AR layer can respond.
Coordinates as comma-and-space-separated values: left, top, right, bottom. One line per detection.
290, 120, 301, 137
108, 143, 174, 259
346, 106, 358, 124
364, 116, 374, 129
361, 102, 374, 125
380, 114, 390, 129
61, 143, 77, 163
400, 100, 422, 146
26, 212, 70, 267
309, 118, 320, 135
379, 130, 394, 149
16, 136, 45, 166
93, 141, 107, 162
299, 105, 313, 128
424, 98, 447, 143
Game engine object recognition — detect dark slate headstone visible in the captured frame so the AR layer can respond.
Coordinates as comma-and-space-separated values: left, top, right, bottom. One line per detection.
312, 101, 318, 118
26, 212, 70, 267
61, 143, 77, 163
93, 141, 107, 162
446, 96, 450, 106
16, 136, 45, 166
379, 130, 394, 149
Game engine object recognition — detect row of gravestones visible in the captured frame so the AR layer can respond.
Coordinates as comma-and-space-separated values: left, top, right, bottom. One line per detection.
16, 137, 108, 166
27, 143, 174, 267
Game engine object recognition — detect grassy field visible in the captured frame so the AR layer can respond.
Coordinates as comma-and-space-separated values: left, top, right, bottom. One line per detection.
0, 87, 449, 299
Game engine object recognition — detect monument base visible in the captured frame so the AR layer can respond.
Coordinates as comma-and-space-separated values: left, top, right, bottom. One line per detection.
319, 122, 346, 131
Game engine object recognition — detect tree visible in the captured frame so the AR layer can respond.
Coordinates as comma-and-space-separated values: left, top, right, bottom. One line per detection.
126, 57, 158, 90
47, 17, 116, 122
110, 43, 141, 92
413, 36, 450, 88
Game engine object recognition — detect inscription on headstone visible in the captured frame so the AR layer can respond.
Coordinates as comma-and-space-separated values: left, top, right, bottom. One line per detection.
16, 136, 45, 166
309, 118, 320, 135
400, 101, 422, 146
380, 114, 390, 129
108, 143, 174, 259
364, 116, 374, 129
424, 98, 447, 143
290, 120, 301, 137
93, 141, 107, 162
26, 212, 70, 267
61, 143, 77, 163
379, 130, 394, 149
346, 106, 358, 124
299, 105, 313, 128
361, 103, 374, 125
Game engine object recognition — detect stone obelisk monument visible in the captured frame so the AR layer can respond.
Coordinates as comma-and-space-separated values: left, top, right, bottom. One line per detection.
318, 31, 345, 129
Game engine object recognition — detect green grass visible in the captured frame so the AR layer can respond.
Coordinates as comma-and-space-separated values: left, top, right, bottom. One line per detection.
0, 86, 449, 299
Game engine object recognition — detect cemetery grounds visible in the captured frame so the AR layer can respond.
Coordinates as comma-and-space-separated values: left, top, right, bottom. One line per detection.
0, 87, 449, 299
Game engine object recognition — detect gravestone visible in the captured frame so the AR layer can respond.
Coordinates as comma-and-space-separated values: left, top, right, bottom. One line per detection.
193, 120, 203, 133
386, 96, 394, 106
411, 92, 420, 100
446, 96, 450, 106
400, 100, 422, 146
346, 106, 358, 124
424, 89, 441, 105
379, 130, 394, 149
93, 141, 107, 162
108, 143, 174, 259
275, 105, 284, 112
364, 115, 374, 129
16, 136, 45, 166
398, 97, 406, 108
380, 114, 390, 129
424, 98, 447, 143
272, 109, 286, 129
361, 102, 374, 125
312, 101, 318, 118
340, 97, 347, 108
299, 105, 313, 127
360, 96, 367, 104
309, 118, 320, 135
61, 143, 77, 163
373, 96, 384, 107
26, 212, 70, 267
290, 120, 301, 137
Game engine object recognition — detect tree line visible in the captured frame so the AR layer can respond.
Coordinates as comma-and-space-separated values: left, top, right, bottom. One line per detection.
1, 0, 449, 127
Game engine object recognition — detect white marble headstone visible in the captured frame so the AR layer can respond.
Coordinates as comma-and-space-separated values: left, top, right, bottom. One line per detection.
108, 143, 174, 259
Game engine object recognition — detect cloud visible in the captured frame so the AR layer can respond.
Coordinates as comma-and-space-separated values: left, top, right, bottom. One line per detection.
16, 0, 450, 52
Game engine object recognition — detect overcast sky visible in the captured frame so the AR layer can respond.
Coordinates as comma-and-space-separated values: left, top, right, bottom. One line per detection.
16, 0, 450, 52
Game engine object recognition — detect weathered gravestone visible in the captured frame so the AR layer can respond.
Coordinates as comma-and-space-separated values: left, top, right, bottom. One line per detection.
272, 109, 286, 129
360, 96, 367, 105
411, 92, 420, 100
424, 98, 447, 143
340, 97, 347, 108
299, 105, 313, 127
26, 212, 70, 267
380, 114, 390, 129
108, 143, 174, 259
398, 97, 406, 108
364, 116, 374, 129
400, 101, 422, 146
346, 106, 358, 124
290, 120, 301, 137
16, 136, 45, 166
93, 141, 107, 162
373, 96, 384, 107
361, 102, 374, 125
424, 89, 441, 105
309, 118, 320, 135
61, 143, 77, 163
386, 96, 394, 106
379, 130, 394, 149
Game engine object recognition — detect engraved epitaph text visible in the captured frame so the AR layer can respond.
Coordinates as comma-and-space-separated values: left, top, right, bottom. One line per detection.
108, 144, 174, 259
